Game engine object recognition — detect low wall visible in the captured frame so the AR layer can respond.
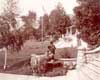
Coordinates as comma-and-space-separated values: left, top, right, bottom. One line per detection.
55, 47, 78, 59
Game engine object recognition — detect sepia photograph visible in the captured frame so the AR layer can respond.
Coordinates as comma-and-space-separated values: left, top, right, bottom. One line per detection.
0, 0, 100, 80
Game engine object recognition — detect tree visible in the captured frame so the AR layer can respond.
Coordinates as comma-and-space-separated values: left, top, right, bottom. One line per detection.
21, 11, 37, 40
21, 11, 36, 27
38, 13, 50, 39
74, 0, 100, 45
2, 0, 18, 30
0, 0, 18, 69
3, 0, 18, 14
43, 14, 50, 35
35, 16, 44, 41
49, 3, 71, 36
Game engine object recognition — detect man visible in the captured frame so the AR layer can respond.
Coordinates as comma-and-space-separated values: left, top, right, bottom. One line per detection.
45, 46, 54, 61
49, 41, 56, 54
48, 41, 56, 60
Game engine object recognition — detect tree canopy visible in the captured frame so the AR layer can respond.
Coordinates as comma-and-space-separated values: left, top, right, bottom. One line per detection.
49, 3, 71, 35
74, 0, 100, 45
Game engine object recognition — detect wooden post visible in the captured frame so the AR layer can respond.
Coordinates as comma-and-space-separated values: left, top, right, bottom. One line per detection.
76, 48, 86, 69
4, 47, 7, 70
76, 39, 87, 70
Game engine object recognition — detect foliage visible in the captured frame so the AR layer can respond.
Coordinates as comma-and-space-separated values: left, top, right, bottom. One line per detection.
74, 0, 100, 45
21, 11, 36, 27
38, 3, 71, 41
21, 11, 37, 40
42, 14, 50, 35
0, 0, 18, 36
49, 3, 71, 35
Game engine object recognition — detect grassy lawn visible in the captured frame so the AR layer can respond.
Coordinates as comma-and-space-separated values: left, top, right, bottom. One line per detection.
0, 39, 77, 75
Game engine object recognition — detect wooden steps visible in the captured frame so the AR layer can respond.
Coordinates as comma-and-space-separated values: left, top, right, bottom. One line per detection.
78, 53, 100, 80
86, 63, 100, 73
80, 64, 99, 80
88, 61, 100, 68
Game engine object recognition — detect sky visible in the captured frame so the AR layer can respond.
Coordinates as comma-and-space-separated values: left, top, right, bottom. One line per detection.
0, 0, 78, 17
